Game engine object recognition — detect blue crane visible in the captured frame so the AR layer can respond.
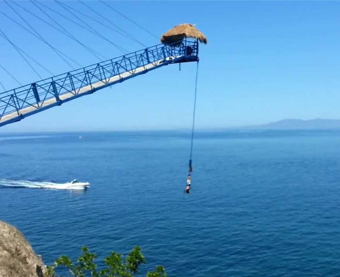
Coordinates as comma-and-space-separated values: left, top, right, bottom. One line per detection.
0, 39, 199, 128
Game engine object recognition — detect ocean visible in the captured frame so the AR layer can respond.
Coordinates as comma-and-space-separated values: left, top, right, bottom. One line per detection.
1, 130, 340, 276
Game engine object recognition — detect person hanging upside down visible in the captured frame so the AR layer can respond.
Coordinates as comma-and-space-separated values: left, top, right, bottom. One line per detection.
185, 175, 191, 194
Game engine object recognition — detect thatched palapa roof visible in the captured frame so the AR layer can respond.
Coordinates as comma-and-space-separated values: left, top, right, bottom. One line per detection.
161, 23, 207, 45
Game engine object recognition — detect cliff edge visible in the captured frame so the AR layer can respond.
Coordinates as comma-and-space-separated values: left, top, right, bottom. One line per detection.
0, 221, 46, 277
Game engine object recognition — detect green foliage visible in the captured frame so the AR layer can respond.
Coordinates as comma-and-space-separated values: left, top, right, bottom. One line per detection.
47, 246, 166, 277
146, 266, 167, 277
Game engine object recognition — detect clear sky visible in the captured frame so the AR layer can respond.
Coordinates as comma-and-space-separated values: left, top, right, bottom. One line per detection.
0, 1, 339, 132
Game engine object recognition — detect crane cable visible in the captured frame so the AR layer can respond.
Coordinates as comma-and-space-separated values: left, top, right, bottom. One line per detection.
0, 28, 43, 79
4, 0, 80, 69
98, 0, 159, 41
28, 0, 107, 61
54, 0, 127, 53
0, 32, 53, 76
35, 1, 124, 55
0, 81, 7, 93
0, 64, 22, 87
77, 0, 147, 48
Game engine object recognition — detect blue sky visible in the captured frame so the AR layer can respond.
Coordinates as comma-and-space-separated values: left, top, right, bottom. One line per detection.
0, 1, 339, 132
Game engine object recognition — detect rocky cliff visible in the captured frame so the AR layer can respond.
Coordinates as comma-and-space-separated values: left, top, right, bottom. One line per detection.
0, 221, 46, 277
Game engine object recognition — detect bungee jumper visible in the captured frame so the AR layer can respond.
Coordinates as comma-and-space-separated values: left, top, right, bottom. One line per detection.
185, 175, 191, 194
185, 160, 193, 194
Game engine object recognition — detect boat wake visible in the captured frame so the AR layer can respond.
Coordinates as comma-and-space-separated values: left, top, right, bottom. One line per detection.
0, 179, 90, 190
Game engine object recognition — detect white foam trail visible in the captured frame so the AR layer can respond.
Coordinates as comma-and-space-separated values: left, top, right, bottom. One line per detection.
0, 179, 90, 190
0, 135, 52, 142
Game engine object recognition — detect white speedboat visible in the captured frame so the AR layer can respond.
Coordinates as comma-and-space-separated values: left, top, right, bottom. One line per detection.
66, 179, 90, 190
0, 179, 90, 190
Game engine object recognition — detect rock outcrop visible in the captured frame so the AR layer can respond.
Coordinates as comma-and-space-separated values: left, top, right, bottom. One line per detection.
0, 221, 46, 277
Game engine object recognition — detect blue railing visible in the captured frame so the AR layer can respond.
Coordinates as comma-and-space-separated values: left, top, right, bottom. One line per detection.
0, 39, 198, 127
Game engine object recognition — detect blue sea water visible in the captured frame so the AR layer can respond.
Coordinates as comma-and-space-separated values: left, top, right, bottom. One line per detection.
1, 130, 340, 277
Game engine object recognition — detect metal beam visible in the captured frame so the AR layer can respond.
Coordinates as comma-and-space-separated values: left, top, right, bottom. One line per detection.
31, 83, 40, 105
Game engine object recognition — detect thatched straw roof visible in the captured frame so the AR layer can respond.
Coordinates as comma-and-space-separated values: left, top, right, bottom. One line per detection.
161, 23, 207, 45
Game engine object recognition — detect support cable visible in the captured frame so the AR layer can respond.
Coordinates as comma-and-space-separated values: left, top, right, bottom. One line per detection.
0, 28, 43, 79
99, 0, 159, 40
0, 64, 22, 86
37, 0, 127, 53
54, 0, 127, 53
0, 81, 7, 92
77, 0, 147, 47
5, 0, 79, 69
0, 32, 53, 76
0, 9, 82, 69
29, 0, 107, 61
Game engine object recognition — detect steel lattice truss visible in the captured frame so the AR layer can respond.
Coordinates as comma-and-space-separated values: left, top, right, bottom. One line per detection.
0, 39, 199, 127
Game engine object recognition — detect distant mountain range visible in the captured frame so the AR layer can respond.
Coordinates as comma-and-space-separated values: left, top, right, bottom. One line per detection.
247, 119, 340, 130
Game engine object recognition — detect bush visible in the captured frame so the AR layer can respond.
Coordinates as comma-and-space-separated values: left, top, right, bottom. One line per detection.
47, 246, 166, 277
